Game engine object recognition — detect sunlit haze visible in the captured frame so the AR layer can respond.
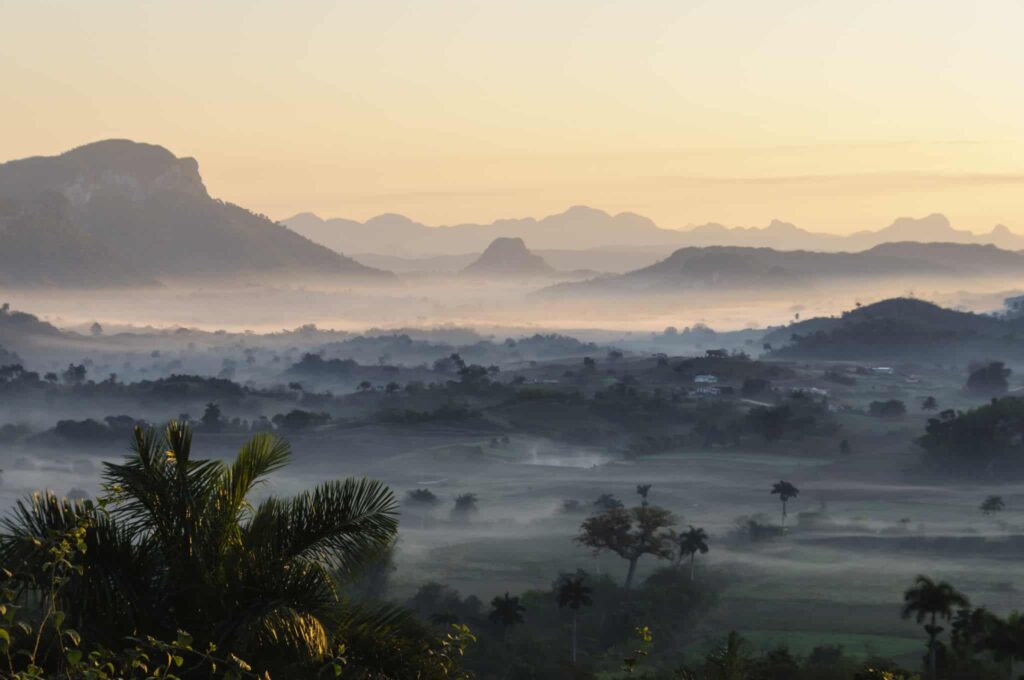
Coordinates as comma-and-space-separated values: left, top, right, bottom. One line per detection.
3, 0, 1023, 231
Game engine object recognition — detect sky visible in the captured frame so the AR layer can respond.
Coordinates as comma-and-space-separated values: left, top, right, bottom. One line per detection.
2, 0, 1024, 233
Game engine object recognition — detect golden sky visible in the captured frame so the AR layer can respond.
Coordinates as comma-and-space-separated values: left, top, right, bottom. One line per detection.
2, 0, 1023, 232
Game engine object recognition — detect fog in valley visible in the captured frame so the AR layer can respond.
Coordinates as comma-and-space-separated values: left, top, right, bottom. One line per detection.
4, 142, 1024, 678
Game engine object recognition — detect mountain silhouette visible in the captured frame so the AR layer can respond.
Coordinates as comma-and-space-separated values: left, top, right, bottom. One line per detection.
537, 245, 973, 297
287, 208, 1024, 257
762, 297, 1015, 361
0, 140, 389, 286
285, 205, 685, 256
461, 238, 556, 277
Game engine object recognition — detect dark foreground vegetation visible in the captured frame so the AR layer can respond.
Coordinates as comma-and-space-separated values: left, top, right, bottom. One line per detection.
1, 426, 1023, 679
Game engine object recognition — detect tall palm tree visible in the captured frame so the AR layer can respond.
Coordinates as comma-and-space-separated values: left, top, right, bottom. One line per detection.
902, 575, 970, 680
676, 526, 710, 581
489, 592, 525, 645
556, 572, 593, 665
770, 480, 799, 528
983, 611, 1024, 680
0, 422, 403, 675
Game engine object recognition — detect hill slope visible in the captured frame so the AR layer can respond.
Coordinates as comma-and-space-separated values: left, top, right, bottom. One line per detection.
0, 140, 390, 286
539, 246, 954, 297
763, 298, 1016, 361
461, 238, 556, 277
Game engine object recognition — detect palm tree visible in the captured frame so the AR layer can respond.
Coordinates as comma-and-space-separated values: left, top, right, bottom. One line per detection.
0, 421, 403, 675
489, 592, 525, 645
902, 575, 970, 680
983, 611, 1024, 680
556, 572, 593, 664
677, 526, 710, 581
771, 480, 799, 528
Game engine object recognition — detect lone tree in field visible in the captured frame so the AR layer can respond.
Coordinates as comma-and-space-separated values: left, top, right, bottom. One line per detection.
676, 525, 710, 581
556, 571, 593, 665
577, 502, 675, 590
489, 592, 525, 645
406, 488, 441, 506
922, 396, 938, 411
966, 361, 1011, 395
902, 575, 969, 680
980, 495, 1005, 516
771, 480, 800, 528
593, 493, 623, 511
452, 492, 479, 521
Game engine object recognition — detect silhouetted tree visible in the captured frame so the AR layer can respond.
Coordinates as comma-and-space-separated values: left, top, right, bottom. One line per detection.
556, 572, 593, 664
452, 493, 478, 521
61, 363, 86, 386
980, 495, 1005, 516
676, 526, 709, 581
967, 361, 1011, 395
89, 321, 103, 337
201, 402, 223, 432
923, 396, 938, 411
902, 575, 969, 680
577, 503, 675, 590
705, 631, 750, 680
869, 399, 907, 418
982, 610, 1024, 680
406, 488, 441, 506
593, 493, 623, 512
771, 480, 799, 528
489, 592, 525, 644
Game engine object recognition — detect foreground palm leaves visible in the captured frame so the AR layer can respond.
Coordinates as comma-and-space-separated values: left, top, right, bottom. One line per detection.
0, 421, 403, 674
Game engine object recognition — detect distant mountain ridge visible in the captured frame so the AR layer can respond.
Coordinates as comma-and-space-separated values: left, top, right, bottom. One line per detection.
0, 140, 389, 286
286, 205, 682, 257
285, 208, 1024, 257
537, 243, 1024, 298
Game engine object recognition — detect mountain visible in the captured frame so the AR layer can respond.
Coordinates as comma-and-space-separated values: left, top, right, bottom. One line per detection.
761, 298, 1016, 361
863, 242, 1024, 274
0, 140, 389, 286
0, 303, 70, 356
285, 205, 688, 256
286, 208, 1024, 257
461, 238, 556, 277
538, 246, 957, 297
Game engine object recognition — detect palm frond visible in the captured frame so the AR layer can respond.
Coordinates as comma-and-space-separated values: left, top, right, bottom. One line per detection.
223, 433, 292, 518
244, 478, 399, 578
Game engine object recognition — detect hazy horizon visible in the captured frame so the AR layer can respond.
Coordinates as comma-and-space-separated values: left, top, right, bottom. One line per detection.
4, 1, 1024, 233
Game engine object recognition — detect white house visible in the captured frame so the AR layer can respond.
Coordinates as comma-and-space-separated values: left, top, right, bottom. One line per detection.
694, 374, 718, 384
